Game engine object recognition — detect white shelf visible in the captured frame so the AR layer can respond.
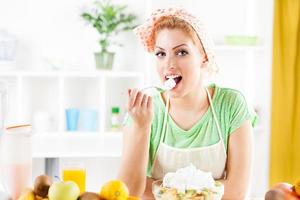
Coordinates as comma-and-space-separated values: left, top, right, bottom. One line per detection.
1, 69, 144, 158
0, 70, 143, 78
214, 44, 265, 51
32, 132, 122, 158
31, 125, 264, 158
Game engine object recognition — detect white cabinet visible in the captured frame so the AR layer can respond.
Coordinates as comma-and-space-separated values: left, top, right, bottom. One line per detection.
0, 70, 144, 157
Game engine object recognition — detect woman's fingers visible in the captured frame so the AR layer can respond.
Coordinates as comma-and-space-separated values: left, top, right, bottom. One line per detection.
128, 89, 139, 109
141, 94, 148, 108
134, 91, 143, 107
128, 88, 153, 111
147, 96, 153, 109
126, 88, 153, 127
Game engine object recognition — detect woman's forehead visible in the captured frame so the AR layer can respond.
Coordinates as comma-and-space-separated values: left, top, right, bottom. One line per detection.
155, 29, 194, 49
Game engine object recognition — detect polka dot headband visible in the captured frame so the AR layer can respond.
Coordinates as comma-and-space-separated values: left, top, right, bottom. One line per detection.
134, 7, 218, 73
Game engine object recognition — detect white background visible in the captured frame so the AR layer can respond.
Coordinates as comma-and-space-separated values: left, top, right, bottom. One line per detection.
0, 0, 273, 197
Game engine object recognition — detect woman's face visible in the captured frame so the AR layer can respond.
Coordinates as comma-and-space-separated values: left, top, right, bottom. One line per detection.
154, 28, 207, 98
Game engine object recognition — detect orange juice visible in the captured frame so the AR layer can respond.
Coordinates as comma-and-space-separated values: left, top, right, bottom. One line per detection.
62, 168, 86, 193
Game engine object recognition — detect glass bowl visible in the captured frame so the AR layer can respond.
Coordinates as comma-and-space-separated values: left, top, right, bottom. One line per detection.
152, 180, 224, 200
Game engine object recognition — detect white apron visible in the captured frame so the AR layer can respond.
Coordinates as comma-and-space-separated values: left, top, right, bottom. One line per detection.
151, 88, 227, 180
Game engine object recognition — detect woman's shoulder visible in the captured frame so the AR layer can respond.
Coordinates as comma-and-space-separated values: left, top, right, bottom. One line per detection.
212, 84, 258, 131
213, 84, 247, 104
214, 84, 245, 99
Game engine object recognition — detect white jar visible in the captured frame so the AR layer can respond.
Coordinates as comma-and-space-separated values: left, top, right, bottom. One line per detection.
0, 124, 32, 200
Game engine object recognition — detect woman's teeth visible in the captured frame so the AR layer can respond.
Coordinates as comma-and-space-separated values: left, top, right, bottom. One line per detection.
166, 74, 181, 79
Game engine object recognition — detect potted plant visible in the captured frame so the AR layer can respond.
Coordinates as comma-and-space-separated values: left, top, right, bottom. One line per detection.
81, 0, 137, 70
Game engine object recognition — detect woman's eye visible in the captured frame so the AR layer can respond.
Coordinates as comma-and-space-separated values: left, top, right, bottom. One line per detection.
155, 51, 166, 57
177, 50, 188, 56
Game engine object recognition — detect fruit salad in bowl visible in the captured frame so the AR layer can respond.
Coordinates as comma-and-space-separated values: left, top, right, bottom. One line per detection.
152, 165, 224, 200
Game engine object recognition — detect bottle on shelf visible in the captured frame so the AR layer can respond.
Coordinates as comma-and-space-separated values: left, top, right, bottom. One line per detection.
111, 107, 120, 132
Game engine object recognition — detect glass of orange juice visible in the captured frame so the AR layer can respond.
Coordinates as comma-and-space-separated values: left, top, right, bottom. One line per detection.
62, 162, 86, 194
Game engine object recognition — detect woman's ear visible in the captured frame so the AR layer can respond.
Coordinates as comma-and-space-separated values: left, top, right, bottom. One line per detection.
201, 54, 209, 68
203, 54, 208, 63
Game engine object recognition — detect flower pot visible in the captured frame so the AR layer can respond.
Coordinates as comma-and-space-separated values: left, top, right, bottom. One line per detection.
94, 51, 115, 70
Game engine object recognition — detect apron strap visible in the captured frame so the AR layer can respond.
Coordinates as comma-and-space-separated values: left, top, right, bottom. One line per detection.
205, 88, 227, 155
160, 93, 170, 144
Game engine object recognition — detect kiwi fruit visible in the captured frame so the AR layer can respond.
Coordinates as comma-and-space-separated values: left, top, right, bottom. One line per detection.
34, 175, 52, 198
78, 192, 102, 200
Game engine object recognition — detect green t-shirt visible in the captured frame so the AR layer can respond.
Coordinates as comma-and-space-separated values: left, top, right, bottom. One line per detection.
124, 84, 258, 177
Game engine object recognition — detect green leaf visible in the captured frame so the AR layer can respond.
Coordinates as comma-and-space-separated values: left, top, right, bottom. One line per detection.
81, 13, 94, 22
80, 0, 137, 51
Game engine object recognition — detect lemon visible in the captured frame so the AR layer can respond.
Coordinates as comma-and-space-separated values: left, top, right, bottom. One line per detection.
100, 180, 129, 200
17, 189, 35, 200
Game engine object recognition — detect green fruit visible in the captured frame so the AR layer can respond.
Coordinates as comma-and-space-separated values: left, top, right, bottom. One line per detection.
48, 181, 80, 200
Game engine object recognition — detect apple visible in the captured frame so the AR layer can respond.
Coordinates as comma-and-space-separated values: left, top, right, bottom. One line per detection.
48, 181, 80, 200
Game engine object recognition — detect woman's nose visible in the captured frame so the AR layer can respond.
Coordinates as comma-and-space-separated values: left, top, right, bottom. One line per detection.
166, 56, 176, 69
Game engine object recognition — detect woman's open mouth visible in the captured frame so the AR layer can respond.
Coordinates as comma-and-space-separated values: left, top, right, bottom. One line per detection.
165, 74, 182, 89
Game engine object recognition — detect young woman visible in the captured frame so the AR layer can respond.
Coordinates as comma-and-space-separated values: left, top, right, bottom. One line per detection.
118, 7, 257, 200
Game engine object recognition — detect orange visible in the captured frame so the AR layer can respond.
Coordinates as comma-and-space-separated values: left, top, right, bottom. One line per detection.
294, 177, 300, 196
100, 180, 129, 200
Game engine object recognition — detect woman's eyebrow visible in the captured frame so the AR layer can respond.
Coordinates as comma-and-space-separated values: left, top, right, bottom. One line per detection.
155, 44, 188, 50
172, 44, 187, 49
154, 46, 165, 50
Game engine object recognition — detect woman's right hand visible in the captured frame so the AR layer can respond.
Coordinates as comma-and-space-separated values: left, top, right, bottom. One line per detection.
127, 88, 153, 129
118, 90, 153, 195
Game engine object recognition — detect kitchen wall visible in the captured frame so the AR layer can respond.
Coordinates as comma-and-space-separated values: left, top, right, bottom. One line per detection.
0, 0, 148, 72
0, 0, 274, 197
